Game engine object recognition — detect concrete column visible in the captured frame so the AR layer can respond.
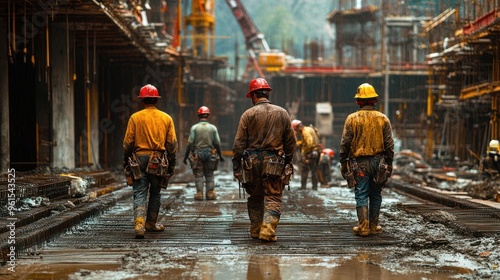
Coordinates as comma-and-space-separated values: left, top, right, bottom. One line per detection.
51, 23, 75, 169
0, 21, 10, 173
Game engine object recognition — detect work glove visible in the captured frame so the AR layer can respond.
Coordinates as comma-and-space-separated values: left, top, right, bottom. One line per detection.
183, 157, 188, 165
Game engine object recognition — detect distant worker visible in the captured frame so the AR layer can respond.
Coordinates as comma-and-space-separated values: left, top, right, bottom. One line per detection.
183, 106, 224, 201
232, 78, 296, 242
339, 83, 394, 237
480, 139, 500, 176
292, 119, 321, 190
123, 84, 177, 239
318, 148, 335, 187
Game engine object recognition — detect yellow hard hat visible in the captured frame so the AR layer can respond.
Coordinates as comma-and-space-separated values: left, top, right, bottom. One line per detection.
488, 139, 499, 154
354, 83, 378, 99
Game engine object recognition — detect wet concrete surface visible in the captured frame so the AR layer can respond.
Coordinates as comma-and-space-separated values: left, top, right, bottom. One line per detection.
2, 170, 500, 280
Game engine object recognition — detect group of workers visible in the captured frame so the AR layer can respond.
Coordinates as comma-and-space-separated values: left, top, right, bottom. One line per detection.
123, 79, 395, 241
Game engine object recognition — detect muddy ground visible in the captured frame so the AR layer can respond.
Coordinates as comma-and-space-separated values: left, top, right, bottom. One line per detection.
2, 160, 500, 280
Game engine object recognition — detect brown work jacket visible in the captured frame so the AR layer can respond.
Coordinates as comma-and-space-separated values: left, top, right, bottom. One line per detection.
232, 100, 296, 171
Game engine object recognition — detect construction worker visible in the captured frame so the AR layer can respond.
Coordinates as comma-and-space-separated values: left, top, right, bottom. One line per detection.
123, 84, 177, 239
292, 119, 321, 190
339, 83, 394, 237
480, 139, 500, 176
318, 148, 335, 187
183, 106, 224, 200
232, 78, 296, 242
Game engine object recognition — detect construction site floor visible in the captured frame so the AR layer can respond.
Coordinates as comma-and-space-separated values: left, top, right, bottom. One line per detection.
1, 170, 500, 279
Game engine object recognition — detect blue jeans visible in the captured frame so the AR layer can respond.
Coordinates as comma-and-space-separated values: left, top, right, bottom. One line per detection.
354, 156, 383, 209
133, 155, 162, 216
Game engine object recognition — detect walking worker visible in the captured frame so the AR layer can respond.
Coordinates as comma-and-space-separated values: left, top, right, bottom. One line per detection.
232, 78, 296, 242
292, 119, 321, 190
183, 106, 225, 201
339, 83, 394, 237
318, 148, 335, 187
123, 84, 178, 239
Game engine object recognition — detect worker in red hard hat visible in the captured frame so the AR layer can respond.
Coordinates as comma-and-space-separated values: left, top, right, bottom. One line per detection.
232, 78, 296, 242
292, 119, 321, 190
183, 106, 225, 201
317, 148, 335, 187
339, 83, 394, 237
123, 84, 178, 239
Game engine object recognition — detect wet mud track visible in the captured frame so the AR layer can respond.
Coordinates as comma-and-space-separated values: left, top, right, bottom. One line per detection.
3, 174, 499, 279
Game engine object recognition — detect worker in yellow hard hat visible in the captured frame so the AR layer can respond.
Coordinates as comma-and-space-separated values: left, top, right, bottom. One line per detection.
480, 139, 500, 176
339, 83, 394, 237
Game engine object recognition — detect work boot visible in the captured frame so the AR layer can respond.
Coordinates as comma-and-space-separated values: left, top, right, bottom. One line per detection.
369, 203, 383, 235
353, 206, 370, 237
206, 179, 216, 200
194, 191, 203, 201
194, 177, 204, 200
134, 206, 146, 239
206, 190, 217, 200
248, 206, 264, 239
259, 210, 280, 242
145, 211, 165, 232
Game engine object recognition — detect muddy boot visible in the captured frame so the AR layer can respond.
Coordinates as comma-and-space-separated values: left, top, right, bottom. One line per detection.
194, 177, 204, 201
206, 180, 216, 200
312, 175, 319, 190
369, 203, 383, 235
300, 175, 307, 190
134, 206, 146, 239
206, 190, 217, 200
145, 211, 165, 232
248, 206, 264, 239
352, 206, 370, 237
259, 210, 280, 242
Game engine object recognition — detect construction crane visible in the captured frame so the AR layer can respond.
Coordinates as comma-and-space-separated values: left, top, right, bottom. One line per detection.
225, 0, 285, 79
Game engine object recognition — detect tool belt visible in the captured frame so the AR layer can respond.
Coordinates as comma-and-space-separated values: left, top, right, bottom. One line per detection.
145, 151, 169, 176
189, 148, 219, 170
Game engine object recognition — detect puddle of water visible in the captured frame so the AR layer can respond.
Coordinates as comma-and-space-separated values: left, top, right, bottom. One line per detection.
3, 263, 122, 280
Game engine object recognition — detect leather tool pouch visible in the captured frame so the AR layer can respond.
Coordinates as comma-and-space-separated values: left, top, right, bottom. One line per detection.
157, 155, 169, 176
281, 163, 293, 184
373, 157, 389, 185
146, 151, 168, 176
124, 165, 134, 185
265, 155, 285, 178
207, 149, 219, 170
188, 153, 198, 169
239, 156, 253, 184
129, 154, 142, 180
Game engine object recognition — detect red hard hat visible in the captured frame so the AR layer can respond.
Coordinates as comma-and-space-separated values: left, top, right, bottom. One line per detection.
322, 148, 334, 158
246, 78, 272, 98
139, 84, 160, 98
198, 106, 210, 115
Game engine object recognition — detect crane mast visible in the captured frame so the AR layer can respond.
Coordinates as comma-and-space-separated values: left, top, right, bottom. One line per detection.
225, 0, 284, 79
